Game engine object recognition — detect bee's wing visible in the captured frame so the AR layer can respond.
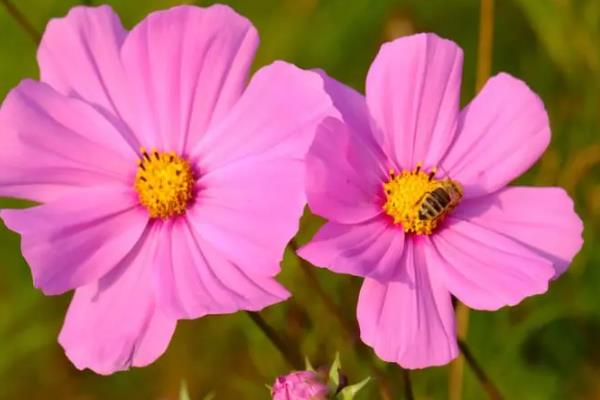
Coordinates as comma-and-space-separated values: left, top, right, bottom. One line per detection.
412, 192, 428, 208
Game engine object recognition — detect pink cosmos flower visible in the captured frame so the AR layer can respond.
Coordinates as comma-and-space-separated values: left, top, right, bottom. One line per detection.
271, 371, 329, 400
0, 5, 332, 374
299, 34, 583, 369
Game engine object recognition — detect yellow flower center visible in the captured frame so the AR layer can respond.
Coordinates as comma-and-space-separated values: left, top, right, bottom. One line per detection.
382, 164, 463, 235
134, 148, 195, 219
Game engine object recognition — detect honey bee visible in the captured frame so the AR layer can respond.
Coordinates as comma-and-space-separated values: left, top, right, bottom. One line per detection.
416, 180, 463, 221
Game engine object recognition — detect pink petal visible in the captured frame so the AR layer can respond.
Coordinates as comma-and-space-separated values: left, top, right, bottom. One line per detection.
190, 61, 332, 170
315, 69, 384, 147
0, 188, 148, 295
298, 218, 405, 281
440, 73, 550, 198
37, 5, 139, 150
357, 237, 458, 369
192, 156, 305, 277
304, 73, 388, 224
366, 33, 463, 170
305, 118, 387, 224
121, 4, 257, 152
157, 217, 290, 319
59, 226, 176, 375
0, 80, 134, 202
431, 217, 555, 311
453, 187, 583, 277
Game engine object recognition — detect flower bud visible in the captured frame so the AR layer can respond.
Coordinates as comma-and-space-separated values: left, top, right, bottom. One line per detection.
271, 370, 329, 400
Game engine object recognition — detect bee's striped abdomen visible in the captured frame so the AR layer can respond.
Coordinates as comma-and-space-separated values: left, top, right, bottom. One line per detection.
418, 188, 452, 220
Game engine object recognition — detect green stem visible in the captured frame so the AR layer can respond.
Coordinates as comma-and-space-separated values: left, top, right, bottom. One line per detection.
0, 0, 40, 44
475, 0, 495, 91
402, 369, 414, 400
290, 240, 395, 400
449, 1, 495, 399
457, 339, 503, 400
245, 311, 304, 371
449, 302, 470, 400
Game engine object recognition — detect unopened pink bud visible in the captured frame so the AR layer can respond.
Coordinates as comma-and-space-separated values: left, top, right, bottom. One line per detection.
271, 371, 329, 400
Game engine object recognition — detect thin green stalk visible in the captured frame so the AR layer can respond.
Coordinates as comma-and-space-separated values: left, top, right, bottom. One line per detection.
475, 0, 495, 92
457, 340, 503, 400
245, 311, 304, 371
450, 303, 470, 400
402, 369, 414, 400
0, 0, 41, 44
449, 1, 495, 399
290, 240, 396, 400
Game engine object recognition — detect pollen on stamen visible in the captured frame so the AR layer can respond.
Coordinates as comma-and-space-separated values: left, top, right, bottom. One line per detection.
134, 147, 195, 219
382, 163, 463, 235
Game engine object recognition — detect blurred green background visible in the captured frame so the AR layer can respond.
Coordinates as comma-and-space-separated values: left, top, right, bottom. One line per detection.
0, 0, 598, 399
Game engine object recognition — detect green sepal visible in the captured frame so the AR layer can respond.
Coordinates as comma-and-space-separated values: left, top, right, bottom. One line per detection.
335, 377, 371, 400
328, 352, 342, 391
179, 381, 191, 400
305, 356, 316, 372
202, 391, 216, 400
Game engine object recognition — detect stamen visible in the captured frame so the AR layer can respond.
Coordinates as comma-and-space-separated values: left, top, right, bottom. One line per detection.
428, 167, 437, 181
382, 164, 462, 235
134, 148, 195, 219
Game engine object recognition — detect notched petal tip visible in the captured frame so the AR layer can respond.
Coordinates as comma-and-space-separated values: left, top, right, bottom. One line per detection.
552, 187, 584, 240
486, 71, 551, 129
356, 241, 458, 369
442, 71, 551, 197
138, 2, 257, 36
366, 31, 464, 169
381, 32, 464, 55
38, 4, 123, 57
453, 186, 584, 279
433, 217, 556, 311
260, 60, 332, 94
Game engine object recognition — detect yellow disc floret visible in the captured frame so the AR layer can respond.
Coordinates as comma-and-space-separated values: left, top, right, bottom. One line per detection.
382, 164, 463, 235
134, 148, 194, 219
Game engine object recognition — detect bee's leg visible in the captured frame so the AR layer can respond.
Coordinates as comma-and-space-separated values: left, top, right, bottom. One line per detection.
428, 167, 438, 181
415, 163, 422, 173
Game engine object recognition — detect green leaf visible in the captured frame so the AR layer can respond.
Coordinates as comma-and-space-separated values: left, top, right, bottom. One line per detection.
336, 377, 371, 400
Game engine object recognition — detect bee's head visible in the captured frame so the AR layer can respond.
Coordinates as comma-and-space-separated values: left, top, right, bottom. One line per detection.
445, 180, 464, 202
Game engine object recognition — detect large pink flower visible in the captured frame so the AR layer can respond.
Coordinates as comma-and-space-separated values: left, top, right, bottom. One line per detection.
0, 5, 332, 374
299, 34, 583, 369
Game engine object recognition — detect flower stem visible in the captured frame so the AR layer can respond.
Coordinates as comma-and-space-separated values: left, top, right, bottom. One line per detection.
245, 311, 304, 371
296, 254, 357, 338
449, 303, 470, 400
457, 339, 503, 400
475, 0, 495, 91
449, 1, 495, 399
402, 369, 414, 400
0, 0, 41, 44
290, 240, 395, 400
